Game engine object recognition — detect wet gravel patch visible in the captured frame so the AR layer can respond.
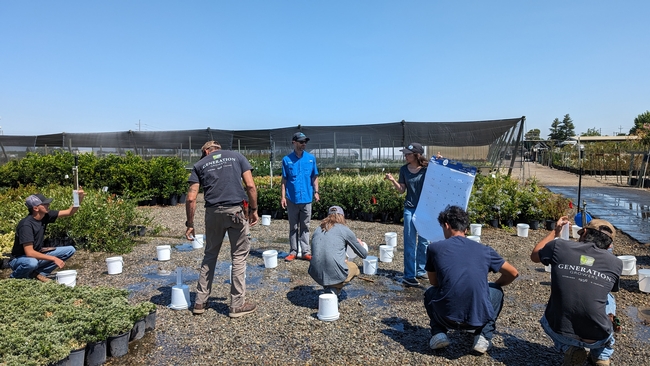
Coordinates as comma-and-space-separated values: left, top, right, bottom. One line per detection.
3, 198, 650, 365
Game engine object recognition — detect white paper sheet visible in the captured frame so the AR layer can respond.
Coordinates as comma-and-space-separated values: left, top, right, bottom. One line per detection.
413, 158, 477, 243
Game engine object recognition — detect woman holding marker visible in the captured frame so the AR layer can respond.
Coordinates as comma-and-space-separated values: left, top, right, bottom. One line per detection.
385, 142, 438, 287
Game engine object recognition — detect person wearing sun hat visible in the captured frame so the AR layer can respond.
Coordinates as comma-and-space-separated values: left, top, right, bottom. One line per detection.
384, 142, 432, 287
281, 131, 320, 262
307, 206, 367, 296
531, 216, 623, 366
10, 190, 85, 282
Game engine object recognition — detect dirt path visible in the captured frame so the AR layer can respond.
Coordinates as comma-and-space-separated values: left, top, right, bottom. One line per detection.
512, 162, 635, 188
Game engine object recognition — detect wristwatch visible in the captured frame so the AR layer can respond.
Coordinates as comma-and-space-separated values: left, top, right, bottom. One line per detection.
185, 221, 193, 228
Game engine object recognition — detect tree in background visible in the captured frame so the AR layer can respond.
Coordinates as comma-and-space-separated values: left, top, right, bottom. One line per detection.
629, 111, 650, 145
548, 118, 561, 140
581, 128, 601, 136
525, 128, 541, 140
548, 114, 576, 141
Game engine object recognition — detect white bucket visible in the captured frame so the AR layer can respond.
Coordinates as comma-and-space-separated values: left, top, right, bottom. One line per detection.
346, 241, 368, 260
385, 232, 397, 247
192, 235, 205, 249
638, 269, 650, 293
363, 256, 378, 275
56, 270, 77, 287
261, 215, 271, 226
545, 264, 552, 272
470, 224, 482, 236
560, 224, 570, 240
618, 255, 637, 276
571, 225, 581, 239
379, 245, 394, 262
262, 250, 278, 268
317, 293, 339, 321
156, 245, 171, 261
517, 223, 529, 237
169, 284, 190, 310
106, 256, 123, 275
467, 235, 481, 243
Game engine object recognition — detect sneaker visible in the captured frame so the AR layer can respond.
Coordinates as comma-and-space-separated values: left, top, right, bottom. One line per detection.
229, 301, 257, 318
192, 303, 206, 315
416, 274, 428, 280
303, 254, 312, 261
472, 334, 490, 354
285, 254, 296, 262
36, 274, 51, 283
429, 332, 450, 350
403, 278, 419, 287
563, 346, 587, 366
588, 356, 610, 366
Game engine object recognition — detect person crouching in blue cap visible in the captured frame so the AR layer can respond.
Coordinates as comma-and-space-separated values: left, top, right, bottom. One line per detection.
10, 191, 85, 282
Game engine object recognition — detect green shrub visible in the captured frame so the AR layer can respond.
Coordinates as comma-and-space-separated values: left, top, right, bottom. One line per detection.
0, 280, 149, 365
0, 185, 151, 254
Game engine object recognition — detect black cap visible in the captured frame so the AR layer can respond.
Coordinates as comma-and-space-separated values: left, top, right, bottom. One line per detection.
400, 142, 424, 154
292, 132, 310, 142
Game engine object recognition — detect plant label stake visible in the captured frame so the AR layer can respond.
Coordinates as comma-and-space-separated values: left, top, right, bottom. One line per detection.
72, 154, 80, 207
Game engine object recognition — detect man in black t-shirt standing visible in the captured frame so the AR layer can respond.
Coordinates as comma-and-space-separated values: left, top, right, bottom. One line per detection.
10, 191, 85, 282
185, 141, 259, 318
531, 217, 622, 366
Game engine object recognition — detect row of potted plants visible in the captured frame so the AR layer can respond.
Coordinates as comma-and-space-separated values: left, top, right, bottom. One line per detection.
0, 279, 156, 366
254, 173, 571, 226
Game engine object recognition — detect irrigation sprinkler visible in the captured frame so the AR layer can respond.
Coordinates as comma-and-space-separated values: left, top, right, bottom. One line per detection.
72, 154, 80, 207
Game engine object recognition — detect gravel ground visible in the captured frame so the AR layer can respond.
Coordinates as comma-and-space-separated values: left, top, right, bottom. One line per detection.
2, 164, 649, 365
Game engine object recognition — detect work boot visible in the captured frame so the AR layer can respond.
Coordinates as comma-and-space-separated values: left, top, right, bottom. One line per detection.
229, 301, 257, 318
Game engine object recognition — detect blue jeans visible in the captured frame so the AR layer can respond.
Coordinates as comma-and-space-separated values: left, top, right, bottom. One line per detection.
9, 246, 76, 279
424, 283, 504, 340
540, 293, 616, 361
403, 207, 428, 279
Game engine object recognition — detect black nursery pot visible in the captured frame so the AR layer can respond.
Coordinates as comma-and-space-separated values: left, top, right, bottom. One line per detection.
545, 220, 556, 231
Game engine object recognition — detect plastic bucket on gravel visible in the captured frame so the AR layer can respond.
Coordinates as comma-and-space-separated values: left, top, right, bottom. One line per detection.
517, 223, 529, 237
169, 284, 190, 310
262, 250, 278, 268
385, 232, 397, 247
470, 224, 482, 236
363, 256, 378, 275
156, 245, 171, 261
56, 270, 77, 287
379, 245, 394, 262
106, 256, 123, 275
317, 293, 339, 321
639, 269, 650, 293
467, 235, 481, 243
192, 235, 205, 249
617, 255, 637, 276
347, 241, 368, 260
261, 215, 271, 226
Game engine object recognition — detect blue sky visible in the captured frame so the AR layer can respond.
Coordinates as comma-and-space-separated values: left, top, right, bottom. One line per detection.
1, 1, 648, 137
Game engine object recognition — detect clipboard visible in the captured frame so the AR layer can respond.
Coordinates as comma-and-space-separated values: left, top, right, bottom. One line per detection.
412, 157, 477, 243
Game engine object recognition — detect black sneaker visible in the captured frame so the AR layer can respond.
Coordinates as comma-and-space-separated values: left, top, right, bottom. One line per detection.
403, 278, 419, 287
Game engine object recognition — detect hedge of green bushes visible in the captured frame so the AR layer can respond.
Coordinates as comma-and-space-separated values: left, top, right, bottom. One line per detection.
254, 173, 571, 225
0, 151, 189, 201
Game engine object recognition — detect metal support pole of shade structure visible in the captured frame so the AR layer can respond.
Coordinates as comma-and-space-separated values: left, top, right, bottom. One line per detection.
360, 136, 363, 169
333, 132, 337, 165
